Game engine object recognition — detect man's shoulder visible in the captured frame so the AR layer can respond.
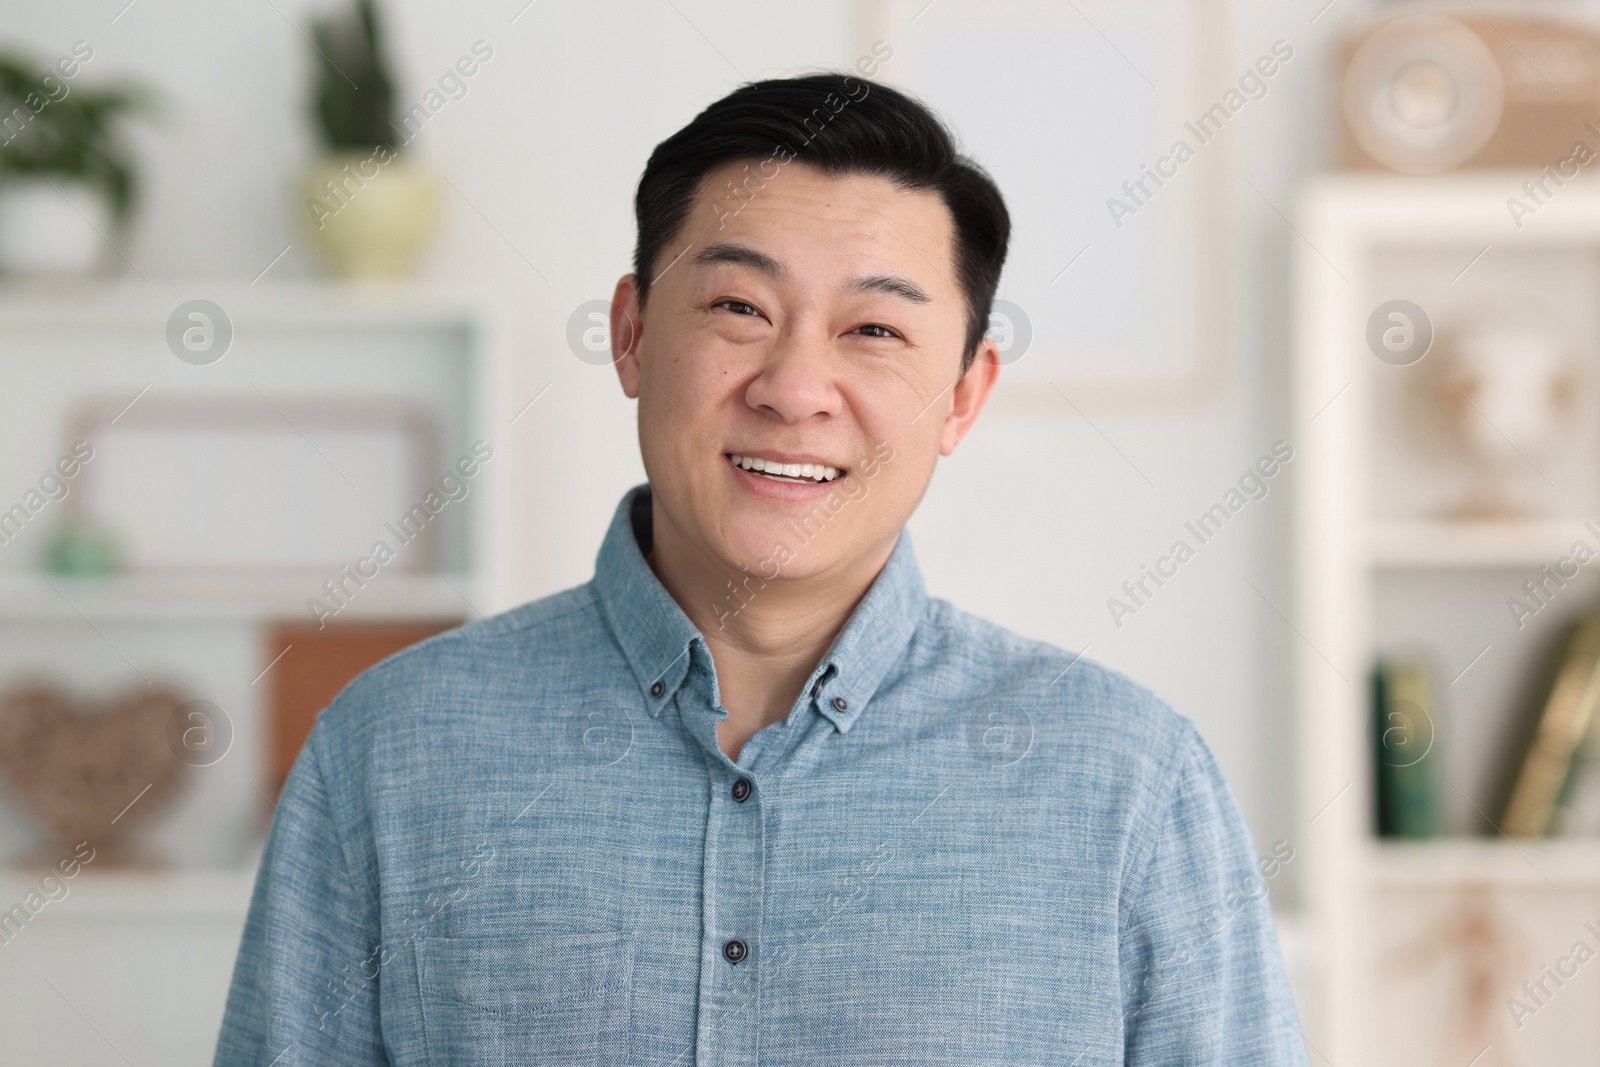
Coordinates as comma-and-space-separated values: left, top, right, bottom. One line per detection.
311, 582, 604, 742
916, 596, 1198, 769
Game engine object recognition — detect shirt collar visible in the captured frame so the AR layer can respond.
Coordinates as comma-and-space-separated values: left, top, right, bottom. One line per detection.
591, 483, 929, 734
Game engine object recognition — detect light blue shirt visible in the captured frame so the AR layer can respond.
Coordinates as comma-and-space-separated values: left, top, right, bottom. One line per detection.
214, 484, 1308, 1065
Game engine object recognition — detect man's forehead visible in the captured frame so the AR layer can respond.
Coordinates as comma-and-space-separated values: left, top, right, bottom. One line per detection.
686, 161, 955, 287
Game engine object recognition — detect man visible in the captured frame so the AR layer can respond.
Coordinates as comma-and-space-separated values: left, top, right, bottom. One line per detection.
215, 72, 1307, 1065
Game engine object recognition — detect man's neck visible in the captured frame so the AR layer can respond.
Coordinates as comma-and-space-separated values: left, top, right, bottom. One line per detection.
644, 499, 895, 755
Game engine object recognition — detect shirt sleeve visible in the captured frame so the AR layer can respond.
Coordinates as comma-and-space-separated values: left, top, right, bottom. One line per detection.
212, 720, 389, 1066
1117, 723, 1309, 1066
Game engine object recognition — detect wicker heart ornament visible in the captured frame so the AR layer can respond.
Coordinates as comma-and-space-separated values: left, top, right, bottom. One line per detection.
0, 680, 190, 864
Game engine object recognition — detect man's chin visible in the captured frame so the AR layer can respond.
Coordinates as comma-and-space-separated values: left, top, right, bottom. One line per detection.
706, 512, 835, 574
715, 526, 802, 573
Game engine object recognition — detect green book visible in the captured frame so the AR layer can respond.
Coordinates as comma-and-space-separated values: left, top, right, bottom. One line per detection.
1373, 659, 1439, 838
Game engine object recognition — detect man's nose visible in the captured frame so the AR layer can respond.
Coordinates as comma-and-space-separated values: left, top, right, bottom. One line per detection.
742, 325, 841, 424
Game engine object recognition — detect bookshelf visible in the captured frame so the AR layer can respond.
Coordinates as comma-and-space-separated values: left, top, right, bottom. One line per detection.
0, 282, 515, 1064
1294, 175, 1600, 1064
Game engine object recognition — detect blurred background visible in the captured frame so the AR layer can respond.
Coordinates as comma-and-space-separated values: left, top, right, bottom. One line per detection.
6, 0, 1600, 1062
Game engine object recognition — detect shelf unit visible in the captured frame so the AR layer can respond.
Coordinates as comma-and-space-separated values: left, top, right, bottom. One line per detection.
0, 283, 517, 1064
1294, 175, 1600, 1064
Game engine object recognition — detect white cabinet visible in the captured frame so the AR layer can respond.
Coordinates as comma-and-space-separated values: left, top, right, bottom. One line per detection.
1294, 176, 1600, 1063
0, 282, 513, 1064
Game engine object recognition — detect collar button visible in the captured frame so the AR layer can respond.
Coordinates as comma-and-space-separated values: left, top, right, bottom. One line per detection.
650, 680, 665, 698
832, 696, 849, 713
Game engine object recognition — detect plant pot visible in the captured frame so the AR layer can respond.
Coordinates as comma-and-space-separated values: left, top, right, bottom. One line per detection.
0, 178, 113, 276
301, 152, 440, 280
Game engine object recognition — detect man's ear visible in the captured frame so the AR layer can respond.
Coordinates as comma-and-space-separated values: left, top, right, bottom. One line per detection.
940, 336, 1000, 456
610, 274, 643, 398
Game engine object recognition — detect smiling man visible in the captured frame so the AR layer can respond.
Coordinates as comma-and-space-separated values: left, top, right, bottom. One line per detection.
214, 73, 1307, 1066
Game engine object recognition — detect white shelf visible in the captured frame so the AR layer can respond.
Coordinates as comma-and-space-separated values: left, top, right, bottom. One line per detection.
0, 864, 258, 919
0, 571, 480, 622
0, 279, 501, 331
1368, 838, 1600, 889
1368, 519, 1597, 568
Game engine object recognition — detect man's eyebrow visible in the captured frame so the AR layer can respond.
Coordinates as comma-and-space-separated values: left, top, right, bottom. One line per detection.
692, 242, 784, 277
846, 274, 930, 304
693, 242, 930, 304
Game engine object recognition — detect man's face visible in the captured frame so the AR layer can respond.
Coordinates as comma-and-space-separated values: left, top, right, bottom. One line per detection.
611, 159, 998, 583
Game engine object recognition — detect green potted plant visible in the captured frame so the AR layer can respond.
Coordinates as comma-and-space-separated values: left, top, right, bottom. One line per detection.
302, 0, 439, 279
0, 50, 150, 275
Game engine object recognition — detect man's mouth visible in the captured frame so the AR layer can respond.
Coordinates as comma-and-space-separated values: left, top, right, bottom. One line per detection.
725, 453, 842, 484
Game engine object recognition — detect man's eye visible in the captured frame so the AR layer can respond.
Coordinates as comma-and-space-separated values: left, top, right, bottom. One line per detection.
715, 300, 760, 317
855, 323, 899, 340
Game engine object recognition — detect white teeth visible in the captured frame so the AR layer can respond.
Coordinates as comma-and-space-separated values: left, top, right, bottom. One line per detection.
726, 454, 841, 483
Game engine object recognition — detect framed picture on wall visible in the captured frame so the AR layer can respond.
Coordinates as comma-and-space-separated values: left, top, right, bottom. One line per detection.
857, 0, 1233, 406
65, 395, 439, 574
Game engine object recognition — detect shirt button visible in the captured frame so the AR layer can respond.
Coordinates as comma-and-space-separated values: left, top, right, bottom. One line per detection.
832, 696, 849, 712
731, 778, 752, 802
722, 938, 748, 964
811, 678, 822, 697
650, 680, 665, 698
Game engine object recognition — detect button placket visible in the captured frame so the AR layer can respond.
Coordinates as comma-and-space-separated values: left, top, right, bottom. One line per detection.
690, 661, 764, 1067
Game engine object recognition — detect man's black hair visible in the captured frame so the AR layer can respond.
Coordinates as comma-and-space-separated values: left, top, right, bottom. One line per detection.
632, 71, 1010, 376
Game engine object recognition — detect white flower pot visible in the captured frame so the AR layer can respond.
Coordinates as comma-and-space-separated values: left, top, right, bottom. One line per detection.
0, 179, 112, 276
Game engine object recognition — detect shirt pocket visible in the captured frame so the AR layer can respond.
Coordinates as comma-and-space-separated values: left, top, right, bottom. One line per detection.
414, 930, 635, 1067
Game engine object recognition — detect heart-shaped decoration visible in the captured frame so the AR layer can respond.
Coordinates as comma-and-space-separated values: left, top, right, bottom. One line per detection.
0, 679, 190, 864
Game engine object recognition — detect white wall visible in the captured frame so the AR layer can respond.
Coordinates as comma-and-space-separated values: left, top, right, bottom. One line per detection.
8, 0, 1414, 901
